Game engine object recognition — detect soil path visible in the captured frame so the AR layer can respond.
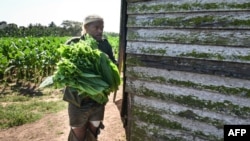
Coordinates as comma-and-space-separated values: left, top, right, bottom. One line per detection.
0, 85, 126, 141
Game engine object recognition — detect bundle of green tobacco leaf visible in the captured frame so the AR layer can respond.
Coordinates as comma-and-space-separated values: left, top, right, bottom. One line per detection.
39, 35, 121, 104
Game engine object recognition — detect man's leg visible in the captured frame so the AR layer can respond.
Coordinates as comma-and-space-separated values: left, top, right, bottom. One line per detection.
88, 104, 105, 138
68, 103, 90, 141
88, 121, 105, 137
67, 102, 105, 140
70, 124, 88, 141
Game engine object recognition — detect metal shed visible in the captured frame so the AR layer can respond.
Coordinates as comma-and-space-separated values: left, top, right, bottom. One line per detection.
118, 0, 250, 140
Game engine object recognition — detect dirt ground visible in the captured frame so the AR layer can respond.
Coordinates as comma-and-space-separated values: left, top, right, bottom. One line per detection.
0, 85, 126, 141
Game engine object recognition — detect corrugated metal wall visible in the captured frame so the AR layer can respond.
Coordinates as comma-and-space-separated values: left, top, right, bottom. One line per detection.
121, 0, 250, 140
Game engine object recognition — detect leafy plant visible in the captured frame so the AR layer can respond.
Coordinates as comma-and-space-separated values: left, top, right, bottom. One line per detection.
40, 35, 121, 104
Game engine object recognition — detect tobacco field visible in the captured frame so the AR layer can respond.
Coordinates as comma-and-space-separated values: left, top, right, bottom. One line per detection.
0, 35, 119, 91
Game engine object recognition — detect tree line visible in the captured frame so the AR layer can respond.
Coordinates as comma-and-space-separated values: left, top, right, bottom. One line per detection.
0, 20, 118, 37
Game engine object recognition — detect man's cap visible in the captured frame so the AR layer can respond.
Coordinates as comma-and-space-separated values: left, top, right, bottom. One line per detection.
83, 15, 103, 25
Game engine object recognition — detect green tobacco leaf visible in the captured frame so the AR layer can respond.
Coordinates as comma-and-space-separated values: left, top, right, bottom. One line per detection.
51, 35, 119, 104
38, 75, 54, 88
4, 65, 15, 74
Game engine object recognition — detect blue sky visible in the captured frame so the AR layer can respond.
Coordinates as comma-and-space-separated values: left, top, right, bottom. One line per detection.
0, 0, 121, 32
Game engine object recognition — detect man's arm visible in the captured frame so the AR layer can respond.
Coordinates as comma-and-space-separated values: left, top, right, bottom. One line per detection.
102, 39, 118, 65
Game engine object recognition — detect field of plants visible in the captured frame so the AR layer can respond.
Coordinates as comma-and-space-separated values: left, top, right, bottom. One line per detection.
0, 35, 119, 93
0, 34, 120, 130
